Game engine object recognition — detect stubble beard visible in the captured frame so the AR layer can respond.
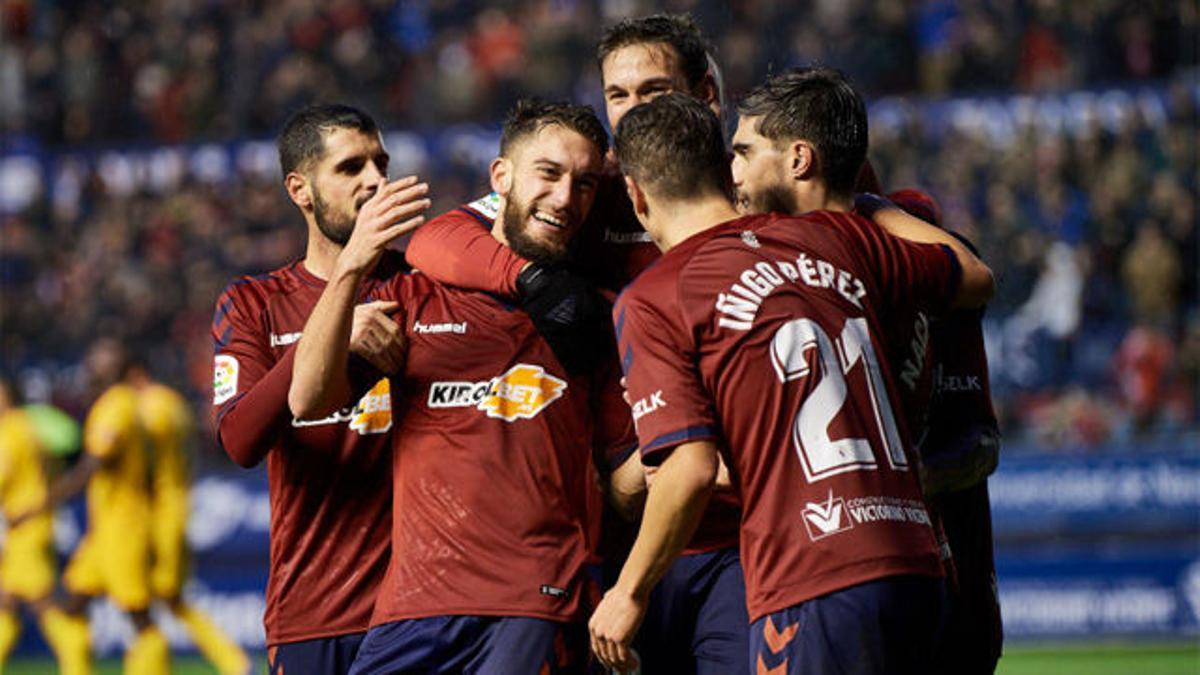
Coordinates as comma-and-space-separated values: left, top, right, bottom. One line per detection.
501, 195, 570, 265
747, 180, 800, 217
312, 186, 355, 246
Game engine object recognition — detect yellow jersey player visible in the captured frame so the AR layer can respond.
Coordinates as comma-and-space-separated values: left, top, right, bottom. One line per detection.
128, 363, 250, 675
17, 339, 166, 674
0, 377, 90, 674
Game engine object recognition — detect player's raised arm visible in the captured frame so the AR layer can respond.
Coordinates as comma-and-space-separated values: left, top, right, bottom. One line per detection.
855, 193, 995, 308
404, 198, 528, 297
289, 176, 429, 420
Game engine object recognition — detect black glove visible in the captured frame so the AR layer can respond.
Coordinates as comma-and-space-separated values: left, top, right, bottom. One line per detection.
517, 264, 614, 377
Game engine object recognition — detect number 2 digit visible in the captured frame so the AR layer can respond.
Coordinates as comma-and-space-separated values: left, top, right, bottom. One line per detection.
770, 317, 906, 482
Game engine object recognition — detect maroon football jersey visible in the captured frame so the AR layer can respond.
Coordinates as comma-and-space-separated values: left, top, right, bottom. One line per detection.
211, 259, 396, 646
405, 201, 740, 555
367, 268, 634, 625
616, 211, 960, 621
888, 188, 1000, 493
571, 172, 663, 292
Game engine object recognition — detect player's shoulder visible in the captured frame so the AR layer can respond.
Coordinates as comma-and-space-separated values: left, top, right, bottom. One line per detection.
0, 410, 32, 443
425, 195, 497, 231
141, 383, 188, 415
91, 384, 139, 422
667, 213, 789, 277
762, 208, 869, 242
756, 209, 885, 271
215, 261, 313, 314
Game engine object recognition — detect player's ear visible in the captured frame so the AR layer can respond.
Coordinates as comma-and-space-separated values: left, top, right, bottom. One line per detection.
624, 175, 648, 219
490, 157, 514, 196
790, 141, 817, 181
284, 172, 313, 211
694, 72, 720, 116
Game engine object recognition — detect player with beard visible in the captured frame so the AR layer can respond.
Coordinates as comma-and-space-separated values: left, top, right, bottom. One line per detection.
289, 99, 635, 674
591, 90, 994, 674
730, 72, 1004, 673
212, 104, 429, 675
404, 15, 752, 674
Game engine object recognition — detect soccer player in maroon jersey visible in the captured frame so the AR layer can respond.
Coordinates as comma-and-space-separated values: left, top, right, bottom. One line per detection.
730, 71, 1005, 673
211, 104, 429, 675
289, 100, 635, 674
887, 189, 1005, 674
588, 88, 995, 673
405, 13, 721, 296
404, 15, 751, 674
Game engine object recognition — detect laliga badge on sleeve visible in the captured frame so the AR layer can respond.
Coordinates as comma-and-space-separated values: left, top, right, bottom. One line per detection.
213, 355, 239, 405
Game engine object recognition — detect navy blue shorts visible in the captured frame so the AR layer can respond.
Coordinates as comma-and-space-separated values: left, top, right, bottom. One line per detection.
269, 632, 366, 675
348, 615, 582, 674
634, 546, 749, 675
931, 481, 1002, 674
750, 575, 944, 675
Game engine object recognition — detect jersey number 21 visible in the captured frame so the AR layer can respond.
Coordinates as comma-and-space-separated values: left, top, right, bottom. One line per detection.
770, 316, 907, 482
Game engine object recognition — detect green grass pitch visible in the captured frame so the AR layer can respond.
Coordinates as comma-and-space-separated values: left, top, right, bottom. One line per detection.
996, 641, 1199, 675
6, 641, 1198, 673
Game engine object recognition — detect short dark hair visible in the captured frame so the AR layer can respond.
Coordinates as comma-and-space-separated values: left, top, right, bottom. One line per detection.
737, 67, 868, 196
499, 98, 608, 158
614, 93, 729, 201
597, 13, 712, 90
278, 104, 380, 176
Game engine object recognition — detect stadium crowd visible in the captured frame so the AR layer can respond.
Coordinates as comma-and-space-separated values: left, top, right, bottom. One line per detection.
0, 0, 1192, 143
0, 0, 1196, 464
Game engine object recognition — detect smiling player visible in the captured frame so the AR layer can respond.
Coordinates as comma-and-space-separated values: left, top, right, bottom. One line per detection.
289, 99, 635, 674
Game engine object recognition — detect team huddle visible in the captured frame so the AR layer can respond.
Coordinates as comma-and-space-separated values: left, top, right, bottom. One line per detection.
212, 13, 1003, 675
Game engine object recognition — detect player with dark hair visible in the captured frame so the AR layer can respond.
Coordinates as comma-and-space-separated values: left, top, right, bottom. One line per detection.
289, 99, 634, 674
733, 68, 870, 206
403, 15, 750, 674
407, 12, 722, 296
596, 12, 720, 140
212, 103, 429, 675
731, 69, 1005, 673
589, 91, 994, 673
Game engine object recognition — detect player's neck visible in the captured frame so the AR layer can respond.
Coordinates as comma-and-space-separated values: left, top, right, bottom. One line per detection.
795, 181, 852, 214
303, 227, 343, 281
654, 193, 741, 252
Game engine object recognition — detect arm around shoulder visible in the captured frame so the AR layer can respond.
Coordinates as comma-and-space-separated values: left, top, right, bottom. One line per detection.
862, 198, 995, 309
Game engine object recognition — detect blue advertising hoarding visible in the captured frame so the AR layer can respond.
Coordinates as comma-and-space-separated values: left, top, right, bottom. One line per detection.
10, 447, 1200, 655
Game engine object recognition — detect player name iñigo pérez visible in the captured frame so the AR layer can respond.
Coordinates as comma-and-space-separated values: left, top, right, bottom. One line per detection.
715, 251, 867, 331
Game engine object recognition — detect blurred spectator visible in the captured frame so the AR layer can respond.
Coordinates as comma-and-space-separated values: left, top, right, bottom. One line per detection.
1121, 219, 1182, 329
1, 1, 1195, 143
1113, 326, 1175, 434
0, 1, 1196, 456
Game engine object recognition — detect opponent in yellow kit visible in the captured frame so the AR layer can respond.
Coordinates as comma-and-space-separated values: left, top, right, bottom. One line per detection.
134, 374, 249, 675
18, 341, 169, 674
0, 378, 90, 674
